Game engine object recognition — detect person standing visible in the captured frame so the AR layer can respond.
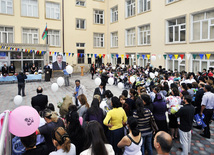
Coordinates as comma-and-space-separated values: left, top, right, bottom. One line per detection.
17, 71, 27, 96
194, 82, 205, 114
200, 85, 214, 139
175, 95, 195, 155
63, 66, 69, 86
73, 80, 86, 107
31, 64, 37, 74
43, 63, 50, 70
1, 64, 8, 76
90, 63, 96, 79
48, 62, 53, 78
94, 83, 105, 101
9, 63, 15, 75
23, 63, 29, 73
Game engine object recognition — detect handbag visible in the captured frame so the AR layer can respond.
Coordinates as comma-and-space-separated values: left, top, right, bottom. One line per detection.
150, 115, 159, 134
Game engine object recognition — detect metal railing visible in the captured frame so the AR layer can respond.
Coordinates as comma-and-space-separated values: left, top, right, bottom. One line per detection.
0, 111, 11, 155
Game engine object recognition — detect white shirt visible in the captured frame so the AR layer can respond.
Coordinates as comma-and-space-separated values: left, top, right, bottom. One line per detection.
201, 91, 214, 109
80, 144, 114, 155
49, 143, 76, 155
48, 63, 53, 69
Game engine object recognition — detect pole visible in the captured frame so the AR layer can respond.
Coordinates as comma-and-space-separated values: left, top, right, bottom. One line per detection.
62, 0, 65, 54
46, 23, 48, 64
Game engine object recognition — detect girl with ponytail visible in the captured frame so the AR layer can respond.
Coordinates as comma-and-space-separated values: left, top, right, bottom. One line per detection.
117, 116, 142, 155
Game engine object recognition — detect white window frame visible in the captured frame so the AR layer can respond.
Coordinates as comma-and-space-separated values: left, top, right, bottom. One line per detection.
94, 9, 104, 24
165, 55, 185, 72
22, 28, 39, 44
94, 33, 104, 47
76, 18, 86, 29
21, 0, 38, 17
126, 0, 135, 18
166, 0, 179, 4
46, 2, 60, 20
47, 30, 60, 47
166, 16, 186, 43
76, 43, 85, 47
76, 0, 85, 6
191, 10, 214, 42
111, 32, 118, 48
111, 5, 118, 23
125, 28, 135, 46
0, 0, 13, 15
138, 0, 150, 13
137, 54, 149, 67
138, 24, 150, 45
0, 26, 13, 43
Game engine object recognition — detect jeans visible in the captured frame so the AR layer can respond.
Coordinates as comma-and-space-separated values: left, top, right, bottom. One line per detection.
179, 129, 191, 155
18, 83, 25, 96
64, 74, 69, 86
203, 109, 213, 138
141, 133, 153, 155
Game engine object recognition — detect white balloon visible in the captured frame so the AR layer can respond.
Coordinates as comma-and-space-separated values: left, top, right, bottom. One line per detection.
108, 77, 114, 86
130, 76, 136, 83
14, 95, 23, 106
134, 65, 136, 69
155, 72, 158, 76
178, 57, 182, 64
112, 66, 116, 70
57, 77, 64, 86
149, 73, 155, 79
97, 68, 100, 71
66, 65, 73, 74
145, 70, 148, 74
151, 56, 156, 61
121, 65, 125, 68
95, 77, 101, 86
103, 69, 105, 73
118, 82, 124, 89
51, 83, 59, 92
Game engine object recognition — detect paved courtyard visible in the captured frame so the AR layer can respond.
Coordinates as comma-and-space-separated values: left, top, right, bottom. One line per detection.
0, 74, 213, 154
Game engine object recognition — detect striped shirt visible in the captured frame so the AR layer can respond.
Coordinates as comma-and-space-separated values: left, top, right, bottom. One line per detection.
133, 108, 153, 136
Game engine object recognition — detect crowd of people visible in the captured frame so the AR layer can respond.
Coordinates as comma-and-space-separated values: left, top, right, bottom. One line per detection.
12, 63, 214, 155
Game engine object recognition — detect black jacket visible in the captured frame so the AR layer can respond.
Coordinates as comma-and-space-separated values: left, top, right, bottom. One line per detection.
9, 66, 15, 73
94, 87, 105, 100
194, 88, 204, 113
31, 94, 48, 111
52, 61, 66, 70
2, 66, 8, 75
23, 65, 29, 72
17, 73, 27, 83
43, 65, 50, 70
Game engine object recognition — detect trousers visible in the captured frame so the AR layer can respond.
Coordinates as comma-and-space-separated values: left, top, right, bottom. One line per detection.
64, 74, 69, 86
18, 83, 25, 96
203, 109, 213, 138
179, 129, 191, 155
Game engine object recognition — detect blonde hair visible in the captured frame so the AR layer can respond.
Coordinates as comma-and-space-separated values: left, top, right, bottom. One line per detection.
78, 94, 89, 108
93, 94, 101, 102
44, 109, 58, 122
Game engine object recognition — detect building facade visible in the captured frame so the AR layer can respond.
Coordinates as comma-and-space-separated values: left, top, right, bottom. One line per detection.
0, 0, 214, 73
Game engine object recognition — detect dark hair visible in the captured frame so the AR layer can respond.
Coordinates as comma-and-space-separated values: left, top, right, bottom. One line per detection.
135, 98, 145, 118
156, 132, 172, 153
181, 83, 188, 91
87, 98, 102, 116
184, 95, 192, 104
68, 105, 78, 112
205, 85, 211, 92
84, 121, 108, 155
21, 132, 36, 148
170, 83, 178, 90
154, 87, 160, 93
105, 90, 113, 98
47, 103, 55, 111
37, 86, 43, 93
154, 93, 163, 102
128, 117, 139, 136
163, 82, 169, 92
130, 88, 137, 96
172, 88, 179, 96
141, 94, 151, 105
199, 83, 205, 88
187, 83, 192, 89
75, 79, 80, 83
122, 90, 128, 98
111, 96, 122, 108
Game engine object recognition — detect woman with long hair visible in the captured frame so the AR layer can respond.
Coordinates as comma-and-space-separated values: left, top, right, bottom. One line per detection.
66, 109, 86, 155
117, 117, 142, 155
133, 98, 154, 155
77, 94, 89, 117
81, 121, 114, 155
103, 96, 127, 155
50, 127, 76, 155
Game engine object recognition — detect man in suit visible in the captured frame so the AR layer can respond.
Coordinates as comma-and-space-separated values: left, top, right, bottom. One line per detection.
9, 63, 15, 75
1, 64, 8, 76
17, 71, 27, 96
23, 63, 29, 73
31, 86, 48, 111
194, 82, 205, 114
52, 55, 66, 70
43, 63, 50, 70
94, 83, 105, 101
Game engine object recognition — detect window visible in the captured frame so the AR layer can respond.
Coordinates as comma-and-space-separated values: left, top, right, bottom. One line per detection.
77, 49, 84, 64
47, 30, 60, 46
191, 10, 214, 41
166, 0, 179, 4
94, 33, 104, 47
76, 0, 85, 6
0, 26, 13, 43
46, 2, 60, 20
94, 10, 104, 24
22, 28, 38, 44
138, 0, 150, 13
76, 19, 86, 29
166, 55, 185, 72
167, 17, 186, 43
126, 0, 135, 18
21, 0, 38, 17
0, 0, 13, 15
138, 24, 150, 45
111, 6, 118, 23
126, 28, 135, 46
111, 32, 118, 47
76, 43, 85, 47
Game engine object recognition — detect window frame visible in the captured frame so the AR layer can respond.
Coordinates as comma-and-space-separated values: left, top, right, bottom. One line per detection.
138, 24, 150, 45
125, 0, 135, 18
76, 18, 86, 29
93, 9, 104, 24
76, 0, 85, 7
46, 1, 60, 20
111, 5, 118, 23
125, 27, 136, 46
21, 0, 38, 17
138, 0, 150, 14
94, 33, 104, 48
0, 0, 13, 15
111, 31, 118, 48
77, 49, 85, 64
22, 28, 39, 44
166, 0, 179, 4
76, 43, 85, 47
0, 25, 14, 43
47, 30, 60, 47
165, 55, 186, 72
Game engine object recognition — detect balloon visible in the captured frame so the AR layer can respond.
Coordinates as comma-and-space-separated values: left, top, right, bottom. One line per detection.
66, 65, 73, 74
178, 57, 182, 64
134, 65, 136, 69
112, 66, 116, 70
108, 77, 114, 86
51, 83, 59, 92
149, 73, 155, 79
95, 77, 101, 86
97, 68, 100, 71
79, 117, 83, 126
145, 70, 148, 74
118, 82, 124, 89
155, 72, 158, 76
121, 65, 125, 68
130, 76, 136, 83
57, 77, 64, 86
171, 105, 180, 114
9, 106, 40, 137
103, 69, 105, 73
14, 95, 23, 106
151, 55, 156, 61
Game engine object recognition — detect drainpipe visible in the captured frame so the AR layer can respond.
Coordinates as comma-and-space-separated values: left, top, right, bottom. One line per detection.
62, 0, 65, 54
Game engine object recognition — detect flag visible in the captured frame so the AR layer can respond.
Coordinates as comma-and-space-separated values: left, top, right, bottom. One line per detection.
163, 55, 167, 60
206, 54, 211, 59
180, 54, 184, 59
174, 54, 178, 59
42, 25, 48, 40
